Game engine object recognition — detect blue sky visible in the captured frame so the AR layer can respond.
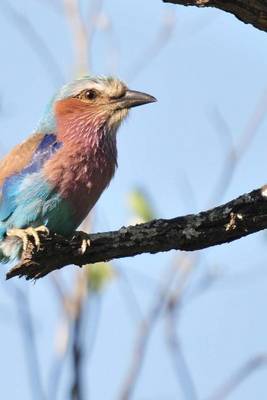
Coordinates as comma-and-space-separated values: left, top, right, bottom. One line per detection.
1, 1, 267, 399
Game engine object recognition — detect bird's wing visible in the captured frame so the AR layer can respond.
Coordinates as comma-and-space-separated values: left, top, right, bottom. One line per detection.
0, 133, 61, 223
0, 133, 44, 188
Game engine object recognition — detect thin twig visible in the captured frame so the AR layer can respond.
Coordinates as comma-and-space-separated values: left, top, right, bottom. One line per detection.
126, 10, 176, 82
1, 0, 63, 86
12, 287, 46, 400
116, 264, 143, 322
71, 303, 84, 400
209, 88, 267, 205
166, 312, 198, 400
119, 261, 180, 400
205, 354, 267, 400
63, 0, 90, 75
48, 274, 70, 400
165, 255, 199, 400
86, 0, 104, 71
70, 273, 87, 400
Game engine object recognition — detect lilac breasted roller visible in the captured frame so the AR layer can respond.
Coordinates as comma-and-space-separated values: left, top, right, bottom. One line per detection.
0, 76, 156, 262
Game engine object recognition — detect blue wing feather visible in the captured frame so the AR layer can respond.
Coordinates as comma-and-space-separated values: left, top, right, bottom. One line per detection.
0, 134, 62, 236
23, 133, 61, 174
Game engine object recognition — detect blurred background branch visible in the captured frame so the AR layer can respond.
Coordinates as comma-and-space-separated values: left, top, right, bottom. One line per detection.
206, 354, 267, 400
63, 0, 90, 76
0, 0, 63, 86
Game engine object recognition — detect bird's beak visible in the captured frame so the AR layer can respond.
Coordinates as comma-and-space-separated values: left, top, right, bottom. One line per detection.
116, 89, 157, 109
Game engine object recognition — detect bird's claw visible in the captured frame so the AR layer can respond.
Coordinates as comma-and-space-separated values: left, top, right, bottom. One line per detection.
80, 238, 91, 254
7, 225, 49, 251
75, 231, 91, 255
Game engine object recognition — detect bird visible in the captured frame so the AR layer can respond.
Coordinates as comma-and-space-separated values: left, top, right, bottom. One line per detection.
0, 75, 156, 262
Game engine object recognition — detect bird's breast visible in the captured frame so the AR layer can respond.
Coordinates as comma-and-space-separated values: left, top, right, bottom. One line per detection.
43, 137, 117, 222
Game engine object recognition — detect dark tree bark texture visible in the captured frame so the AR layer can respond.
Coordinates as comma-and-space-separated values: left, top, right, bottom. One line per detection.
163, 1, 267, 33
6, 186, 267, 280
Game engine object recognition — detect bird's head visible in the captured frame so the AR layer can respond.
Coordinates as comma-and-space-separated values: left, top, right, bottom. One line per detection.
38, 76, 156, 137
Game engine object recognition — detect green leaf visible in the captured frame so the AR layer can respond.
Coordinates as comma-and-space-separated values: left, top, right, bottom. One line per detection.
85, 262, 115, 293
128, 189, 155, 222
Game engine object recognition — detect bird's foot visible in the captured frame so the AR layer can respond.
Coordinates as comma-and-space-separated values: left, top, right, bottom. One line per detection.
7, 225, 49, 251
75, 231, 91, 255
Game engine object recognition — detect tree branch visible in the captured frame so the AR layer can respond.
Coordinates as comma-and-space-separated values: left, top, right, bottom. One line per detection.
163, 0, 267, 33
6, 186, 267, 280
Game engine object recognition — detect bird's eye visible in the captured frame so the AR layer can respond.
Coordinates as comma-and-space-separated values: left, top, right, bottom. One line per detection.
83, 89, 98, 100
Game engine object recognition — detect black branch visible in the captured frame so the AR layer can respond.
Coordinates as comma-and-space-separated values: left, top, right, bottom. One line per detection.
6, 186, 267, 280
163, 0, 267, 33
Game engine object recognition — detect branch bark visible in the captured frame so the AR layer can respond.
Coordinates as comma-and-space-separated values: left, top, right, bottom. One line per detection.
163, 0, 267, 33
6, 186, 267, 280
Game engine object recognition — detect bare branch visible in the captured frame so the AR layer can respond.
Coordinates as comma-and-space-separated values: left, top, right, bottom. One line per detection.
6, 186, 267, 280
163, 0, 267, 33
